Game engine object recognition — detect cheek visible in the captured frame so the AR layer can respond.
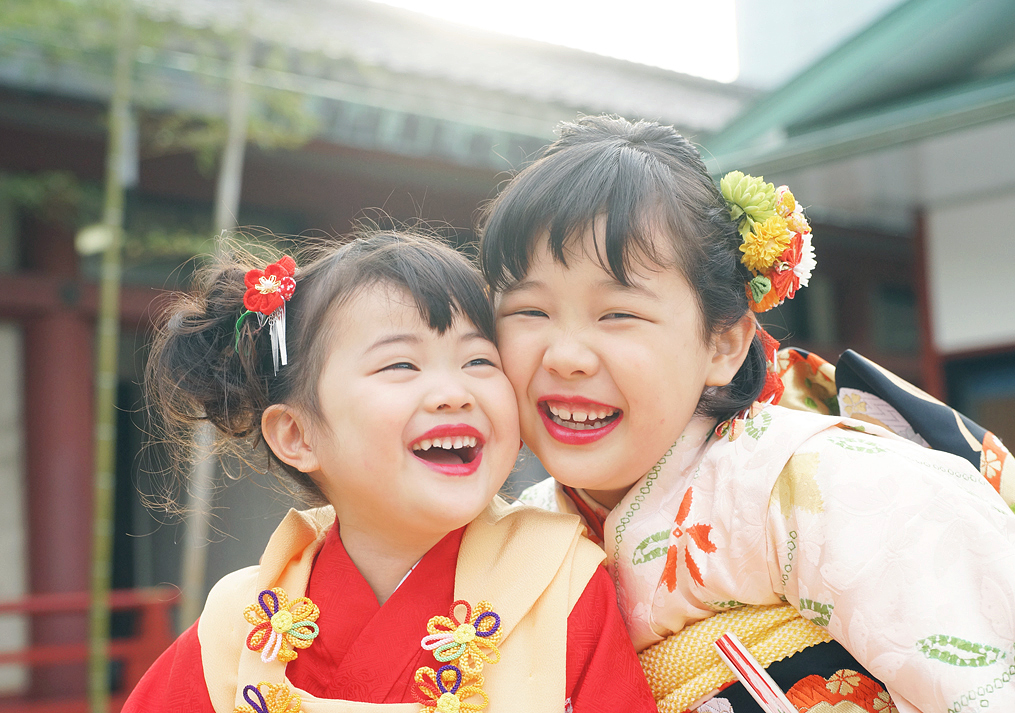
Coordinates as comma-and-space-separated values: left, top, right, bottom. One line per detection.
496, 335, 539, 391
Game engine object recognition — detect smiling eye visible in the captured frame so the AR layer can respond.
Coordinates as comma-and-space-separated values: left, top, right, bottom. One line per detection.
512, 309, 548, 318
601, 312, 637, 320
465, 357, 498, 368
381, 361, 418, 372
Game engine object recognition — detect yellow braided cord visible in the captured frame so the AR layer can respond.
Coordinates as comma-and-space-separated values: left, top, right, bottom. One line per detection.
638, 603, 832, 713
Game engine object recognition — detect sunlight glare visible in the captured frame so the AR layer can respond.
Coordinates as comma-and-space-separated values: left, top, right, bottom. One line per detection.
371, 0, 739, 83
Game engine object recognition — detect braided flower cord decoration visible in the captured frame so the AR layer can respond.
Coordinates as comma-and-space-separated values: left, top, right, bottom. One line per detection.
233, 682, 301, 713
412, 600, 502, 712
244, 588, 320, 663
720, 171, 815, 313
421, 599, 502, 678
413, 665, 488, 713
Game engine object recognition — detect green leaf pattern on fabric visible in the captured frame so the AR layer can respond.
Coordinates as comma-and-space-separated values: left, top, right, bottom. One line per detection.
799, 598, 833, 627
632, 529, 670, 566
918, 635, 1007, 667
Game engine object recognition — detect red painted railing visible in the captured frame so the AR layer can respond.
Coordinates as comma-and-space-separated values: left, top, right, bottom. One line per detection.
0, 588, 179, 712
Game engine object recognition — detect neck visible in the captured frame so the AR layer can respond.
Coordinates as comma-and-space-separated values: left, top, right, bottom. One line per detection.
582, 486, 628, 510
338, 523, 444, 605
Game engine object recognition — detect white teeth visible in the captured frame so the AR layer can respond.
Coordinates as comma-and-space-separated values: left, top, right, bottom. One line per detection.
413, 435, 479, 451
547, 404, 619, 423
549, 412, 617, 430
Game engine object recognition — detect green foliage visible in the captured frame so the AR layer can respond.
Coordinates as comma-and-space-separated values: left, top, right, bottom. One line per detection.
1, 0, 319, 172
1, 170, 102, 225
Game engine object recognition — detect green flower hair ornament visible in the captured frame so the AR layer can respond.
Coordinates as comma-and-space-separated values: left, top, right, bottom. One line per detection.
720, 171, 777, 238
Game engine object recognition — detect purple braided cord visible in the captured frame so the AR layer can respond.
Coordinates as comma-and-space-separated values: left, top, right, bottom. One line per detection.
243, 684, 268, 713
258, 589, 280, 618
436, 664, 462, 694
474, 611, 500, 637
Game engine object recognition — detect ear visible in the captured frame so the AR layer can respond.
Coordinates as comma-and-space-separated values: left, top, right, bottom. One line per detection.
705, 313, 757, 387
261, 404, 320, 474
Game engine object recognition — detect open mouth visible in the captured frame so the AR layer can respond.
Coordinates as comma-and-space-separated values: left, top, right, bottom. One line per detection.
539, 399, 623, 444
410, 426, 484, 475
544, 402, 621, 430
411, 435, 480, 466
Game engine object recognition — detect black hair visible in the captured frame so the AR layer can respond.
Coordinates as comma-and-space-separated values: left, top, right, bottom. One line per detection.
147, 231, 496, 503
480, 115, 766, 421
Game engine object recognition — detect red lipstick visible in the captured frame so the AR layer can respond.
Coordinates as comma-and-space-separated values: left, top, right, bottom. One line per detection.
538, 396, 622, 445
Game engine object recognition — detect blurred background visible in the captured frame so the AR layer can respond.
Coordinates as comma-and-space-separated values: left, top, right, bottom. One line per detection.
0, 0, 1013, 709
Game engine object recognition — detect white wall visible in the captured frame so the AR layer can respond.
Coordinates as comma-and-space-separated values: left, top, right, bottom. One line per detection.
0, 324, 26, 692
927, 192, 1015, 353
768, 117, 1015, 354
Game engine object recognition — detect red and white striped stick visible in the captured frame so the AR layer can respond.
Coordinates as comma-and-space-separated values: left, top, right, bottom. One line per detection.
714, 631, 799, 713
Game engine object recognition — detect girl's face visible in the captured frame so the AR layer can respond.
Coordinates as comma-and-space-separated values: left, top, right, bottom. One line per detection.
305, 284, 519, 545
496, 229, 743, 505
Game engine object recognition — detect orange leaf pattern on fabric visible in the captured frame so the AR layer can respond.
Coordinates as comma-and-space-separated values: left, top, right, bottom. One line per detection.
660, 487, 713, 589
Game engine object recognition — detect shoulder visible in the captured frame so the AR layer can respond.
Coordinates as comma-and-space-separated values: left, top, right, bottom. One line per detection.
123, 623, 215, 712
196, 565, 260, 713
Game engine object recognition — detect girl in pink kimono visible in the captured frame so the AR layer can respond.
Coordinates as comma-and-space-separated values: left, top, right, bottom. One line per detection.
480, 115, 1015, 713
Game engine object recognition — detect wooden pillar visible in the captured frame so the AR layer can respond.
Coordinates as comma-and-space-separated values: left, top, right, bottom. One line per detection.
21, 217, 93, 697
913, 209, 946, 399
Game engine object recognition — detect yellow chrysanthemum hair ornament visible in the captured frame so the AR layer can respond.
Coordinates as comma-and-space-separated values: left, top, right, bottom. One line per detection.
720, 171, 815, 313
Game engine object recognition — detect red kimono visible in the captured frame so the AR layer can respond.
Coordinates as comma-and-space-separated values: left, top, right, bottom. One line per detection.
124, 522, 654, 711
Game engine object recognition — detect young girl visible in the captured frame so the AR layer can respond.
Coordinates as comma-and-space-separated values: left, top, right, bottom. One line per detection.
480, 115, 1015, 713
124, 232, 656, 712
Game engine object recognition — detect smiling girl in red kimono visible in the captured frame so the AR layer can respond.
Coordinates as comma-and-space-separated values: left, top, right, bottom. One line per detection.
123, 233, 655, 713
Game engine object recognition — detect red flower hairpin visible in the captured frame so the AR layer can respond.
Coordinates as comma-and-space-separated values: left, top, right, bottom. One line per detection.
234, 256, 296, 374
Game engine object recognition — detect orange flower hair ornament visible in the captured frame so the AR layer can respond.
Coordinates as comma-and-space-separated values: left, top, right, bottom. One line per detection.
720, 172, 815, 313
234, 256, 296, 374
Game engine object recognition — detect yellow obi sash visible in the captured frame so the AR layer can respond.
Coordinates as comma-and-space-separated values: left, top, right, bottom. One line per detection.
639, 602, 832, 713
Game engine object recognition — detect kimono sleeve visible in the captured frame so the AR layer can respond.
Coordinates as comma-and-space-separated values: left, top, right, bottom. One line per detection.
766, 428, 1015, 712
122, 622, 216, 713
566, 565, 656, 711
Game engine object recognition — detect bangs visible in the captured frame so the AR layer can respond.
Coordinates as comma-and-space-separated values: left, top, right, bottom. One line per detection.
481, 142, 683, 290
378, 240, 496, 344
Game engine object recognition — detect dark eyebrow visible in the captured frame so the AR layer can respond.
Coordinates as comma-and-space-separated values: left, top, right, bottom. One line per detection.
500, 278, 542, 295
595, 277, 657, 299
461, 330, 491, 344
365, 333, 422, 353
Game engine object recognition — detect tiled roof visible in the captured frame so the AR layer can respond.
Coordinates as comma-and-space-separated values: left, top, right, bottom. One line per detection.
137, 0, 754, 137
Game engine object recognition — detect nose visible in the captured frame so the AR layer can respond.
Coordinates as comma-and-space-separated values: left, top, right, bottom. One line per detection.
426, 374, 475, 412
541, 330, 599, 380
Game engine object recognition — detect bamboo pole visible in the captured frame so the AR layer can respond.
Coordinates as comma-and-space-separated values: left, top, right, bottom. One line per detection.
88, 0, 135, 710
179, 0, 254, 630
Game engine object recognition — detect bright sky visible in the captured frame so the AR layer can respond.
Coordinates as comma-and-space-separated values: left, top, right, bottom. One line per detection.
371, 0, 740, 83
